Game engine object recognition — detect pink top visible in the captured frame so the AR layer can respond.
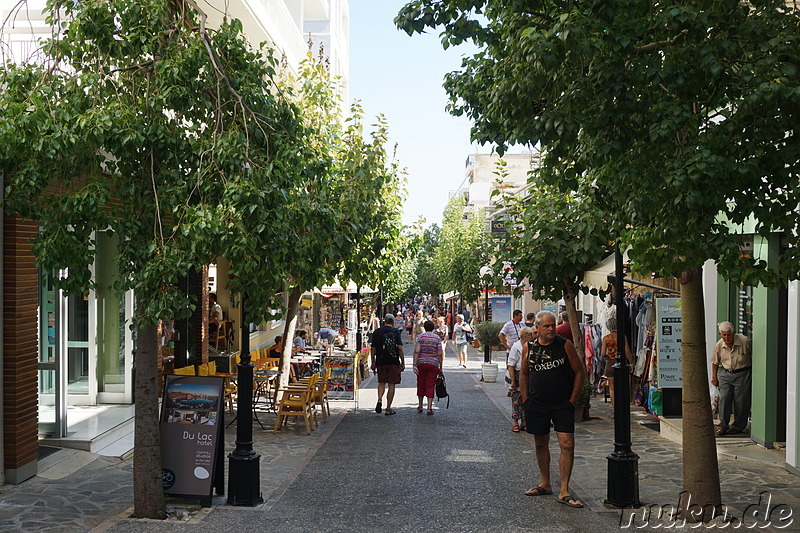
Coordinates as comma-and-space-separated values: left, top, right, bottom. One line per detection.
415, 332, 442, 367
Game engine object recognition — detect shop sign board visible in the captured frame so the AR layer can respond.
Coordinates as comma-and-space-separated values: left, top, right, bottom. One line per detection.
491, 219, 510, 236
656, 298, 683, 389
492, 296, 512, 323
160, 375, 225, 500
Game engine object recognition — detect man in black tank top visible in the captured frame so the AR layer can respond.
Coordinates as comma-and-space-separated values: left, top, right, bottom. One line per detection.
519, 311, 586, 508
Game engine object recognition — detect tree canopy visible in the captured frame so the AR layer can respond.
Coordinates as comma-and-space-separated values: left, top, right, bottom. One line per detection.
433, 195, 491, 302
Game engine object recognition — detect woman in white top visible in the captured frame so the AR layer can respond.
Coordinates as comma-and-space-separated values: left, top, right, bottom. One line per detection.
507, 326, 534, 432
452, 314, 473, 368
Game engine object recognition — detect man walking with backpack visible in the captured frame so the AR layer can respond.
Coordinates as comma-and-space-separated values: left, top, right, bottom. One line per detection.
370, 314, 405, 415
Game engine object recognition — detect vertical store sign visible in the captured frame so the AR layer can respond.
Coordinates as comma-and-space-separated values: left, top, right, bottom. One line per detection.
656, 298, 682, 389
492, 296, 512, 324
160, 375, 224, 498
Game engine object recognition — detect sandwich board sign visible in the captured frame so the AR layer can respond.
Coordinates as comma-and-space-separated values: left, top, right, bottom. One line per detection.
160, 375, 225, 505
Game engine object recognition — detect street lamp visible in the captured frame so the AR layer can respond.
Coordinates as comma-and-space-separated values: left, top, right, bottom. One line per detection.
605, 244, 640, 508
479, 265, 493, 363
227, 293, 263, 506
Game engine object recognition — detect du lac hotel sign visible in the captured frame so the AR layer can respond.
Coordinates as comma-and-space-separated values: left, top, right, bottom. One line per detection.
160, 375, 225, 504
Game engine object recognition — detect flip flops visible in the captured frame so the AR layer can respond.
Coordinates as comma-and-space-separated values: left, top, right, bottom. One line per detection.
417, 406, 424, 413
375, 401, 382, 414
524, 486, 552, 496
512, 423, 520, 432
557, 495, 584, 508
384, 408, 396, 416
427, 409, 434, 416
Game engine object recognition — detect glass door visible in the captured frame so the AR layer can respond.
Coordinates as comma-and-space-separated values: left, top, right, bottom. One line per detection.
38, 270, 65, 437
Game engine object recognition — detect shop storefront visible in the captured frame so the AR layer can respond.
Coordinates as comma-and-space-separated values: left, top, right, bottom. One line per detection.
38, 231, 134, 438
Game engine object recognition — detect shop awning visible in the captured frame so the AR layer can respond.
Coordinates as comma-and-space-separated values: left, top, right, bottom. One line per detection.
582, 249, 680, 295
582, 249, 629, 289
316, 281, 376, 295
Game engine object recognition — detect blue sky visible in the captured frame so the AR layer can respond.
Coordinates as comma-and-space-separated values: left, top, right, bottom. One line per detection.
349, 1, 478, 226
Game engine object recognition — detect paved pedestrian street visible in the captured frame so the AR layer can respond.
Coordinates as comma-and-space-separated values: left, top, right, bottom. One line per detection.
1, 344, 799, 532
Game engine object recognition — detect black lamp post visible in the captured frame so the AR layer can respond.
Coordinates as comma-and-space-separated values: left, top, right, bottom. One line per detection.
227, 293, 263, 506
605, 244, 640, 508
355, 286, 362, 352
479, 265, 493, 363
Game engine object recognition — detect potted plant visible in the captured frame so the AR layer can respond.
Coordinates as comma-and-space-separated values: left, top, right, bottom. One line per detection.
575, 380, 593, 421
474, 321, 504, 382
475, 321, 504, 351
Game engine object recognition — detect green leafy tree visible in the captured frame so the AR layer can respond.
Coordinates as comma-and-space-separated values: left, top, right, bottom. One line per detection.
398, 0, 800, 517
381, 224, 425, 305
496, 178, 613, 353
275, 56, 406, 386
1, 0, 307, 518
414, 223, 444, 297
434, 196, 490, 303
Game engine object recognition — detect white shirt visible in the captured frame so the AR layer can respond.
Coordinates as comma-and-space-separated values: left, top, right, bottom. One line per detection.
506, 340, 524, 389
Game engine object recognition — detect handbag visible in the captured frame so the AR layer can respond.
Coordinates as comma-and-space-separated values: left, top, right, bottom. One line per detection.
435, 372, 450, 408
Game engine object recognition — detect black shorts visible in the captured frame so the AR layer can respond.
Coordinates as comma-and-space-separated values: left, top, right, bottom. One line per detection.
523, 398, 575, 435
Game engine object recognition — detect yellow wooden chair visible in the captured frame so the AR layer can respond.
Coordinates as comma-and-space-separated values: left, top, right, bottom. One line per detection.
273, 374, 318, 435
173, 365, 196, 376
314, 366, 332, 422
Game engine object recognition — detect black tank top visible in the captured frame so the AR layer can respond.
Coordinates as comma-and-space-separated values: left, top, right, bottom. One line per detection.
526, 336, 573, 402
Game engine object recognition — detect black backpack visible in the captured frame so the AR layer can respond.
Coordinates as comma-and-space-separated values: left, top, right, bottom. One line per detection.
377, 328, 400, 365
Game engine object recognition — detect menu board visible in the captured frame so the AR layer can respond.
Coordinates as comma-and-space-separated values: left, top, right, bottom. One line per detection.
160, 375, 225, 501
325, 355, 355, 400
656, 298, 682, 389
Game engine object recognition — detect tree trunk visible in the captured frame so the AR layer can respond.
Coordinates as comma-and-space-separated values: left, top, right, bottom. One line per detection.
679, 265, 721, 521
133, 312, 166, 519
280, 285, 303, 389
562, 278, 585, 359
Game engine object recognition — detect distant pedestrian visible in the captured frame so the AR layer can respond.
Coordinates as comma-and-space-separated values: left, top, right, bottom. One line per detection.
412, 310, 426, 340
434, 316, 449, 357
499, 309, 524, 390
710, 321, 752, 436
370, 314, 405, 416
555, 311, 571, 340
600, 317, 632, 408
405, 312, 414, 336
508, 326, 534, 432
499, 310, 523, 353
453, 314, 472, 368
520, 311, 586, 508
413, 320, 443, 415
524, 312, 536, 328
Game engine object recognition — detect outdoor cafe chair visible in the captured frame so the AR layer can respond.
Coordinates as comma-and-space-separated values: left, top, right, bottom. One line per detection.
273, 373, 319, 435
